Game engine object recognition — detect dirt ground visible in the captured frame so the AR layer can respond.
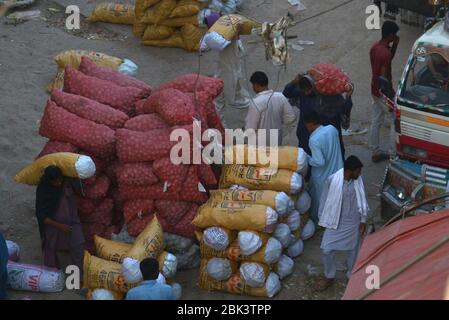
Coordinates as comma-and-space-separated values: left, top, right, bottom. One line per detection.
0, 0, 422, 300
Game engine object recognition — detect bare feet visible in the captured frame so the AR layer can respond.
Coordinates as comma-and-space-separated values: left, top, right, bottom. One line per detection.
314, 277, 334, 292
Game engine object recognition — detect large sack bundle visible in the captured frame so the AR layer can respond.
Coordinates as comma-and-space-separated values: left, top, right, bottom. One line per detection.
239, 261, 271, 288
126, 216, 164, 261
220, 165, 303, 195
36, 140, 79, 159
200, 236, 282, 265
39, 101, 116, 158
160, 15, 198, 27
133, 21, 148, 37
238, 231, 270, 256
83, 175, 110, 200
7, 261, 65, 293
158, 74, 223, 98
198, 164, 218, 186
225, 145, 308, 173
273, 223, 291, 249
179, 166, 208, 204
83, 222, 108, 242
135, 0, 161, 19
127, 214, 155, 237
141, 32, 187, 49
142, 88, 196, 125
116, 128, 173, 163
88, 3, 135, 25
87, 288, 124, 300
199, 261, 281, 298
209, 189, 292, 216
51, 90, 129, 129
77, 197, 100, 216
123, 199, 155, 224
143, 24, 175, 40
124, 114, 169, 132
116, 163, 158, 186
6, 240, 20, 262
79, 57, 152, 95
208, 14, 260, 40
152, 157, 188, 193
83, 251, 135, 293
159, 203, 198, 238
63, 67, 145, 115
15, 152, 95, 185
170, 0, 201, 18
308, 64, 352, 96
193, 201, 278, 233
202, 227, 236, 251
273, 254, 294, 280
206, 258, 238, 281
155, 200, 191, 226
181, 24, 205, 51
119, 182, 180, 201
140, 0, 177, 24
80, 198, 114, 226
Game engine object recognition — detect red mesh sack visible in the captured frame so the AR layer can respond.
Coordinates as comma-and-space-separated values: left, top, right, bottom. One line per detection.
36, 140, 79, 159
118, 182, 180, 201
109, 187, 124, 213
84, 241, 96, 254
77, 196, 100, 216
83, 175, 110, 200
116, 128, 173, 163
79, 57, 153, 95
105, 160, 120, 186
116, 162, 158, 186
198, 163, 217, 186
159, 203, 198, 238
79, 151, 107, 174
39, 100, 116, 158
159, 74, 224, 98
135, 99, 147, 115
83, 222, 107, 242
124, 114, 169, 132
152, 157, 188, 193
205, 101, 225, 135
143, 89, 196, 126
63, 66, 145, 115
123, 199, 155, 224
101, 225, 116, 240
308, 64, 352, 96
179, 166, 208, 204
51, 90, 129, 129
80, 198, 114, 225
127, 213, 155, 237
82, 176, 97, 186
155, 200, 190, 226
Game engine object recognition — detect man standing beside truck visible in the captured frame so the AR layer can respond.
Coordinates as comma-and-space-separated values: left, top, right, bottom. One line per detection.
369, 21, 400, 163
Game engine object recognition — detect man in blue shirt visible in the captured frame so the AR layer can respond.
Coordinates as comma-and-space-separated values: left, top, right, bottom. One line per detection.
126, 258, 175, 300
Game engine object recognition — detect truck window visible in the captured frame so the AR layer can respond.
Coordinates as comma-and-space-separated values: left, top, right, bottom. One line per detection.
401, 53, 449, 109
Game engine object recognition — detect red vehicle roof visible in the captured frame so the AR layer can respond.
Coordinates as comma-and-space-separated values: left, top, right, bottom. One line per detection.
343, 209, 449, 300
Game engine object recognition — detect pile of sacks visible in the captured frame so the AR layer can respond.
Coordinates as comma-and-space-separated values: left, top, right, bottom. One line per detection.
83, 216, 180, 300
20, 51, 225, 255
192, 145, 315, 298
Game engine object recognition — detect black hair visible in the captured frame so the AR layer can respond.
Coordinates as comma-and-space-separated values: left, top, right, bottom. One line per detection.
344, 155, 364, 171
140, 258, 159, 280
42, 165, 63, 183
250, 71, 269, 86
382, 21, 399, 39
303, 110, 321, 125
298, 76, 313, 90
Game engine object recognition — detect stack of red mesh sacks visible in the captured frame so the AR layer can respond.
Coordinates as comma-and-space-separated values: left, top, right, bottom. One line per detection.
35, 56, 224, 254
116, 73, 225, 241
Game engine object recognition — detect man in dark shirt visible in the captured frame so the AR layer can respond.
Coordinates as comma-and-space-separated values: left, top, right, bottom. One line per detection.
369, 20, 399, 163
283, 75, 352, 159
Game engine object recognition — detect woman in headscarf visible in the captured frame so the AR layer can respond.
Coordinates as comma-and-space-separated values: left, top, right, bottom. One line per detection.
35, 166, 84, 274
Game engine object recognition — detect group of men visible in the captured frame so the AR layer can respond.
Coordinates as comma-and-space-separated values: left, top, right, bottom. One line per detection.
205, 17, 401, 291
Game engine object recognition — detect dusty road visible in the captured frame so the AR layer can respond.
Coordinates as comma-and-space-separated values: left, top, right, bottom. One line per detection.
0, 0, 422, 300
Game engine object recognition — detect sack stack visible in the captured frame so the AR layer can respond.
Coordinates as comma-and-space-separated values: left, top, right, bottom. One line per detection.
192, 146, 312, 298
134, 0, 208, 51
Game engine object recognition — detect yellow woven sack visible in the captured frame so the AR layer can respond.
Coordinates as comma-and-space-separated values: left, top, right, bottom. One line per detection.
208, 14, 260, 41
180, 24, 204, 51
133, 21, 148, 37
47, 68, 65, 92
88, 3, 135, 25
219, 165, 299, 194
126, 216, 164, 261
14, 152, 95, 186
225, 145, 301, 171
143, 24, 174, 40
141, 32, 185, 49
161, 15, 198, 27
170, 0, 199, 18
141, 0, 177, 24
83, 251, 135, 293
135, 0, 161, 19
86, 288, 125, 300
54, 50, 123, 70
209, 189, 281, 210
193, 201, 273, 232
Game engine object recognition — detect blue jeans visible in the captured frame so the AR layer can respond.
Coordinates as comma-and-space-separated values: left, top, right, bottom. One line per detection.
0, 233, 8, 300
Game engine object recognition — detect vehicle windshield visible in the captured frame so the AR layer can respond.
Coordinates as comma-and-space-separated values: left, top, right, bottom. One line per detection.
400, 52, 449, 110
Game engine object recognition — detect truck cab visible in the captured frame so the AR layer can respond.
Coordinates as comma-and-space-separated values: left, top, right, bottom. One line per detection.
381, 21, 449, 219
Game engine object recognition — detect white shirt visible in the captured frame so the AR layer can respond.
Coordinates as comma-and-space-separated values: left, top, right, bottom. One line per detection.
200, 32, 231, 52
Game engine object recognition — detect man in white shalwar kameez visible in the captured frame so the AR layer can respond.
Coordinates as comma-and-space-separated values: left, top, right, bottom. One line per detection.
201, 13, 251, 128
315, 156, 369, 291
